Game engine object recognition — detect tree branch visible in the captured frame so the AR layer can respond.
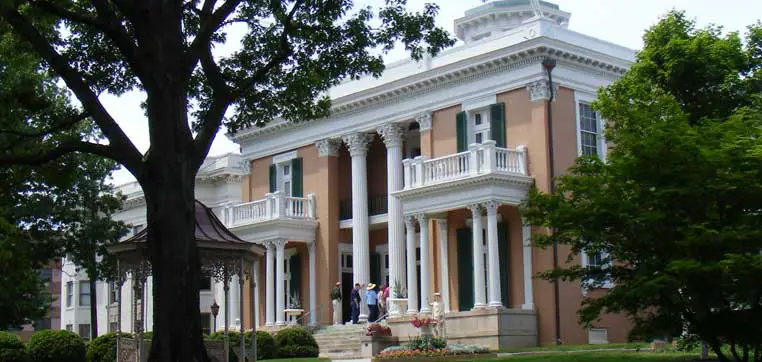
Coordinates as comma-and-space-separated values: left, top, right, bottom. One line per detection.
0, 141, 119, 167
32, 0, 146, 79
187, 0, 242, 69
0, 112, 88, 138
193, 46, 232, 167
0, 6, 144, 176
231, 0, 302, 99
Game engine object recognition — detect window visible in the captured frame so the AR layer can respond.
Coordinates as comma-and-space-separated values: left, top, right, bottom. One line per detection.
79, 281, 91, 306
66, 281, 73, 307
66, 324, 73, 332
582, 250, 613, 290
579, 102, 601, 157
78, 324, 91, 339
281, 164, 292, 196
200, 312, 212, 335
471, 110, 490, 144
588, 252, 603, 268
200, 276, 212, 291
108, 282, 119, 304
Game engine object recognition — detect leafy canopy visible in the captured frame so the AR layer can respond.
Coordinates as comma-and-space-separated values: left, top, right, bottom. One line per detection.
521, 11, 762, 362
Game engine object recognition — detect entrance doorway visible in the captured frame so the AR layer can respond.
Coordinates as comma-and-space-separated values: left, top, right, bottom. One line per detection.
339, 244, 353, 323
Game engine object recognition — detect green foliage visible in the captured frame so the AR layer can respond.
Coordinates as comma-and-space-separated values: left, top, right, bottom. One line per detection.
521, 10, 762, 362
0, 331, 30, 362
273, 327, 318, 358
406, 336, 446, 351
248, 330, 276, 360
85, 332, 131, 362
27, 330, 86, 362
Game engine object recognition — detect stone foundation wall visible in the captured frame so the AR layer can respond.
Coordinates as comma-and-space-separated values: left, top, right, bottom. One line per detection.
117, 338, 226, 362
387, 308, 538, 350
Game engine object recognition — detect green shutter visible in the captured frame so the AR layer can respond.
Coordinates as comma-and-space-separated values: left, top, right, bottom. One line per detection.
490, 103, 506, 148
456, 111, 468, 152
269, 164, 276, 193
370, 252, 381, 285
457, 228, 474, 311
289, 254, 301, 303
498, 222, 510, 307
291, 158, 303, 197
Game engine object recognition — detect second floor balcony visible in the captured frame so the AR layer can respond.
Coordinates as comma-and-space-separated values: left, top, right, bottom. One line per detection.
214, 191, 317, 243
394, 140, 533, 215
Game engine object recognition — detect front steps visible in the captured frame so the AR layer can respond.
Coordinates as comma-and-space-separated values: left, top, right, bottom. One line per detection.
313, 324, 367, 359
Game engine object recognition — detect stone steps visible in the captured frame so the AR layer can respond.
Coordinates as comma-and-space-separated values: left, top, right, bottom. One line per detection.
313, 324, 367, 358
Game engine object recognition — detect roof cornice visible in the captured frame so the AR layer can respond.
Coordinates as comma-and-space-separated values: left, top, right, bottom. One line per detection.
230, 37, 631, 145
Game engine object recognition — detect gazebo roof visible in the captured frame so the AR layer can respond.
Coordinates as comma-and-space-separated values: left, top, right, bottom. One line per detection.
107, 200, 264, 267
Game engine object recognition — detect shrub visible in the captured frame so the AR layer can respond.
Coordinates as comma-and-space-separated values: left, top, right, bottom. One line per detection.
207, 331, 240, 362
27, 330, 86, 362
273, 327, 318, 358
245, 330, 276, 360
0, 331, 30, 362
86, 333, 131, 362
405, 336, 445, 351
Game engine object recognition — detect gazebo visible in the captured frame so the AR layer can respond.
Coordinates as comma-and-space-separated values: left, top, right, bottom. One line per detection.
107, 200, 264, 362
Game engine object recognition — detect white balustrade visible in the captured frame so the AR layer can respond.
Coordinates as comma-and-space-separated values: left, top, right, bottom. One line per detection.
222, 192, 316, 228
402, 144, 528, 189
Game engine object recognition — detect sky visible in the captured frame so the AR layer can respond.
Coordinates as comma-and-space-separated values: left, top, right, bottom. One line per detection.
106, 0, 762, 185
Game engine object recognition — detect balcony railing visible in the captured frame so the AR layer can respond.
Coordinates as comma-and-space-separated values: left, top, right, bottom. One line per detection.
402, 140, 527, 189
215, 191, 315, 228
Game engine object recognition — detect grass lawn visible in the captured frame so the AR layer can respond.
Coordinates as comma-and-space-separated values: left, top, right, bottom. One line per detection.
498, 343, 651, 353
265, 358, 329, 362
483, 351, 704, 362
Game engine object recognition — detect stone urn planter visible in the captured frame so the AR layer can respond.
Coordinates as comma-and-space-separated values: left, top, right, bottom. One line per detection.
284, 308, 304, 325
387, 298, 408, 317
361, 335, 399, 358
332, 299, 342, 325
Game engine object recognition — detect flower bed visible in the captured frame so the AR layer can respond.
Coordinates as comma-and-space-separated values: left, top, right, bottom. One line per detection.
376, 343, 490, 360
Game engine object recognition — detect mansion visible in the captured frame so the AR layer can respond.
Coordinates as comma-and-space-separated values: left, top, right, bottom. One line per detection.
61, 0, 636, 348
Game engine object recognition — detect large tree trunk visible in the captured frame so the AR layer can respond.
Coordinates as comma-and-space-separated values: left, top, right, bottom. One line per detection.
143, 169, 209, 362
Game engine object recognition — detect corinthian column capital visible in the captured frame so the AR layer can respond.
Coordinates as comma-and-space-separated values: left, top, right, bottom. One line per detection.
315, 139, 341, 157
342, 132, 374, 157
377, 123, 405, 148
416, 112, 432, 131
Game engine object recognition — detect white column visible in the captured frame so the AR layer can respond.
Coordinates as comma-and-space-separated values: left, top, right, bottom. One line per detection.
275, 239, 287, 325
438, 219, 451, 313
264, 242, 275, 326
486, 201, 503, 308
308, 242, 317, 326
521, 223, 535, 310
417, 214, 431, 313
378, 124, 406, 317
405, 216, 419, 314
343, 132, 373, 322
253, 259, 260, 327
230, 275, 241, 329
469, 204, 486, 309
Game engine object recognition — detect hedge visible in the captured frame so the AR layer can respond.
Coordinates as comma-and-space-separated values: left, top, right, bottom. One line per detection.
0, 331, 30, 362
273, 327, 318, 358
86, 333, 132, 362
27, 330, 86, 362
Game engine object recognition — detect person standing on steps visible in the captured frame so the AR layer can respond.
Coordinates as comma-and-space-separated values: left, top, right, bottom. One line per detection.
350, 283, 361, 324
366, 283, 379, 322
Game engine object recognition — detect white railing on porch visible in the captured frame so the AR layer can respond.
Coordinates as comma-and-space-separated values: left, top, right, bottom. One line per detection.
402, 140, 527, 189
214, 191, 316, 228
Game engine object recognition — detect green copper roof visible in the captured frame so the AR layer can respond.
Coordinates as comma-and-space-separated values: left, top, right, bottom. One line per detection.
465, 0, 560, 16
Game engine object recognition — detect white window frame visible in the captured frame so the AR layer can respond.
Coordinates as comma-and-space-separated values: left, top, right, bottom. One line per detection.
580, 250, 614, 291
468, 107, 492, 145
79, 280, 91, 307
575, 92, 607, 161
66, 281, 73, 308
272, 150, 297, 196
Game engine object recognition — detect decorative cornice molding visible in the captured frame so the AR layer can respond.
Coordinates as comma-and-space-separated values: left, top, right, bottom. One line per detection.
342, 132, 374, 157
377, 123, 406, 148
230, 40, 631, 145
526, 79, 559, 102
415, 112, 432, 131
315, 138, 341, 157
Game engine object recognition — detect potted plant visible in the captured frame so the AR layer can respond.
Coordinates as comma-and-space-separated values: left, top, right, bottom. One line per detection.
330, 283, 342, 325
410, 315, 437, 337
284, 292, 304, 325
386, 279, 408, 317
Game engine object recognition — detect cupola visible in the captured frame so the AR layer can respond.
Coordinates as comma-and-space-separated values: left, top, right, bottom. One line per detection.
454, 0, 570, 44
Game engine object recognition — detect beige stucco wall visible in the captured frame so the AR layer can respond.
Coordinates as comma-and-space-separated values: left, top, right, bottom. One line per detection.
430, 105, 461, 158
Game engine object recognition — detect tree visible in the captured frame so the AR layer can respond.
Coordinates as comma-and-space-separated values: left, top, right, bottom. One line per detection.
521, 11, 762, 362
0, 1, 455, 360
0, 21, 126, 333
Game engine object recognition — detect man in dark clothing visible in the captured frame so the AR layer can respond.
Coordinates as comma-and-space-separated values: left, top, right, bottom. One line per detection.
350, 283, 361, 324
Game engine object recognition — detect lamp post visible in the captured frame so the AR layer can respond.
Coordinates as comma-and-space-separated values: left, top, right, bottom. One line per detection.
211, 300, 220, 333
